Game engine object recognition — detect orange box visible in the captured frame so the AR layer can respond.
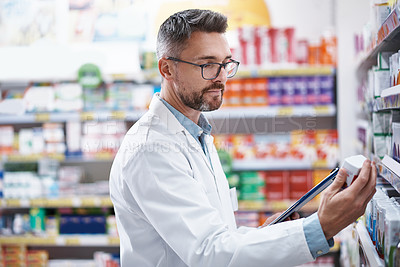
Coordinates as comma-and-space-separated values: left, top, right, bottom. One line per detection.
228, 79, 243, 107
242, 79, 254, 106
253, 78, 268, 106
312, 169, 332, 200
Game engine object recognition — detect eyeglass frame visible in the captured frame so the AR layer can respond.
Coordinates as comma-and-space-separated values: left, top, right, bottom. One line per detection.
166, 57, 240, 80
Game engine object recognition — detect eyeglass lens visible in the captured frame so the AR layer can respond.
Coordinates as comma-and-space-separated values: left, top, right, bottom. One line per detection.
202, 62, 238, 79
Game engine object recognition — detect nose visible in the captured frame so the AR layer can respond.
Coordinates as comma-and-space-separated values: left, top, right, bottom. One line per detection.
212, 65, 228, 83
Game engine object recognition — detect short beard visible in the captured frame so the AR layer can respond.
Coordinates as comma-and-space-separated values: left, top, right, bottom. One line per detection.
178, 83, 224, 111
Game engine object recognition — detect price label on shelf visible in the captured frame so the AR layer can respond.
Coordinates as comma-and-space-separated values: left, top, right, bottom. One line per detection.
94, 152, 113, 160
235, 70, 252, 78
100, 197, 113, 207
312, 160, 329, 168
111, 111, 126, 120
35, 113, 50, 122
108, 236, 120, 245
65, 237, 81, 246
80, 112, 95, 121
277, 107, 293, 116
314, 105, 330, 115
31, 198, 46, 207
81, 197, 101, 207
46, 198, 73, 207
6, 199, 21, 207
30, 236, 56, 245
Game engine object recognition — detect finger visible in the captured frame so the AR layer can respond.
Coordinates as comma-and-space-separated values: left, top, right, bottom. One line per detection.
367, 161, 377, 189
350, 160, 372, 193
261, 212, 283, 227
290, 212, 300, 220
364, 161, 377, 199
326, 168, 347, 194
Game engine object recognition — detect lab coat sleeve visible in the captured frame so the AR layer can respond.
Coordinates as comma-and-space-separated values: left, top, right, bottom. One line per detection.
122, 141, 314, 267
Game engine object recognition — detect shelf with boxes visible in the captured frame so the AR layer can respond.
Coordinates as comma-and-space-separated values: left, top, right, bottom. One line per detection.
0, 204, 119, 247
0, 243, 119, 267
356, 222, 385, 266
0, 196, 113, 209
339, 176, 400, 267
351, 2, 400, 266
355, 3, 400, 77
215, 130, 339, 172
378, 155, 400, 193
0, 67, 336, 124
353, 221, 384, 267
223, 168, 335, 218
0, 235, 119, 247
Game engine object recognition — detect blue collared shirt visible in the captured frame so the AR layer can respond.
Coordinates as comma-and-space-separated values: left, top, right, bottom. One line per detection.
159, 97, 213, 168
159, 95, 333, 258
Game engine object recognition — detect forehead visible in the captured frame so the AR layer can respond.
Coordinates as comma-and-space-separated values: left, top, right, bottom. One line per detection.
180, 31, 231, 60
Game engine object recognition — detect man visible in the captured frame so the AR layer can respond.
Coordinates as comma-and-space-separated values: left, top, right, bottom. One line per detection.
109, 9, 376, 267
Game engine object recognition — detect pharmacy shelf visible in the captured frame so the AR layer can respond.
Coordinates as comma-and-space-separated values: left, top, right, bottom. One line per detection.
3, 153, 117, 163
208, 105, 336, 119
0, 196, 113, 209
357, 7, 400, 79
356, 222, 384, 267
0, 110, 146, 124
0, 105, 336, 124
235, 66, 335, 78
378, 155, 400, 194
238, 200, 320, 213
232, 159, 337, 171
374, 84, 400, 111
0, 235, 119, 247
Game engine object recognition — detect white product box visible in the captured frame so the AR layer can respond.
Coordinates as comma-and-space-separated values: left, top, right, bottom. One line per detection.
341, 154, 367, 188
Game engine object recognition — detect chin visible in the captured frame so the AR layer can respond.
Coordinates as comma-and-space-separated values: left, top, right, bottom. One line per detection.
200, 100, 223, 112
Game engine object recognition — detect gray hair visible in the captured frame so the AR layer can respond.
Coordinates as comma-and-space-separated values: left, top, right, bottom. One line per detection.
156, 9, 228, 60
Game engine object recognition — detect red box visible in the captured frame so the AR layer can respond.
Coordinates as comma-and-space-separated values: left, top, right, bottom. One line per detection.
262, 171, 290, 200
289, 170, 313, 200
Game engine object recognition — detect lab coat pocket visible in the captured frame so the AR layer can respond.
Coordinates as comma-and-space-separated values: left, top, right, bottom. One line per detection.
230, 187, 238, 211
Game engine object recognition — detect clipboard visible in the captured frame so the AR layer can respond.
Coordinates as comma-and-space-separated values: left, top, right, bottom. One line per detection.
268, 167, 340, 226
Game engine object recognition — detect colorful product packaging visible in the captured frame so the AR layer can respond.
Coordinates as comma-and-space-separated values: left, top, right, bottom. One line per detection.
262, 170, 290, 200
267, 77, 282, 106
289, 170, 313, 199
319, 75, 334, 104
293, 77, 308, 105
281, 77, 295, 106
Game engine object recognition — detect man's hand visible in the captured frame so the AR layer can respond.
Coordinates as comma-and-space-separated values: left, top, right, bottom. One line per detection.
260, 212, 300, 228
318, 160, 377, 240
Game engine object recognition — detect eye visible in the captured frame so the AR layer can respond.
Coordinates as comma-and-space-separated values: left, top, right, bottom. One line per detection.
202, 63, 214, 69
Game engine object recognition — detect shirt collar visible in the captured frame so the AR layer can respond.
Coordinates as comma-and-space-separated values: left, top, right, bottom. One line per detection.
158, 95, 212, 138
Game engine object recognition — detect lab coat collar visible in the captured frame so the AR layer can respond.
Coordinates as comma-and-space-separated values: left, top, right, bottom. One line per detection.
148, 93, 186, 134
149, 93, 215, 174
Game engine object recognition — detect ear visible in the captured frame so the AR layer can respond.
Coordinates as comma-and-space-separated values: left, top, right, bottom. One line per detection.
159, 58, 174, 80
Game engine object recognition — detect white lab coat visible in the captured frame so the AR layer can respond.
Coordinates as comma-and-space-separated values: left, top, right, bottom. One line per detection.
109, 94, 314, 267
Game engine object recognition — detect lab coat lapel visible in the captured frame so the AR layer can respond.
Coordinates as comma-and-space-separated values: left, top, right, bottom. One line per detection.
148, 94, 186, 134
150, 94, 215, 174
184, 131, 214, 175
204, 134, 237, 230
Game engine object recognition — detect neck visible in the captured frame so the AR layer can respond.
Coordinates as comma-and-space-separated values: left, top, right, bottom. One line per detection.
160, 86, 201, 124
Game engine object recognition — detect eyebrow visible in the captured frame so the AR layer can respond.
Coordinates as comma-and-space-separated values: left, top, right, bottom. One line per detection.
195, 55, 233, 61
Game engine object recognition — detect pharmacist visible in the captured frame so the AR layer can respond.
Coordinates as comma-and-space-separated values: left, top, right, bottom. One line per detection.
109, 9, 377, 267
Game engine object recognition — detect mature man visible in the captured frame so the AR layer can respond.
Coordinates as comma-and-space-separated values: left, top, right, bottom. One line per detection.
110, 9, 376, 267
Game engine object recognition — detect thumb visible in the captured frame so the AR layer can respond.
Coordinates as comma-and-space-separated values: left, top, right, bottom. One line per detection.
327, 168, 347, 194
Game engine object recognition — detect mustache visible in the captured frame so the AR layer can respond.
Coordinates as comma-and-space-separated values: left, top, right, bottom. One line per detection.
202, 83, 225, 93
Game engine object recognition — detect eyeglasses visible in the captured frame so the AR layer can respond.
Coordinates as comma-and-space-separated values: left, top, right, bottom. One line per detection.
166, 57, 240, 80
